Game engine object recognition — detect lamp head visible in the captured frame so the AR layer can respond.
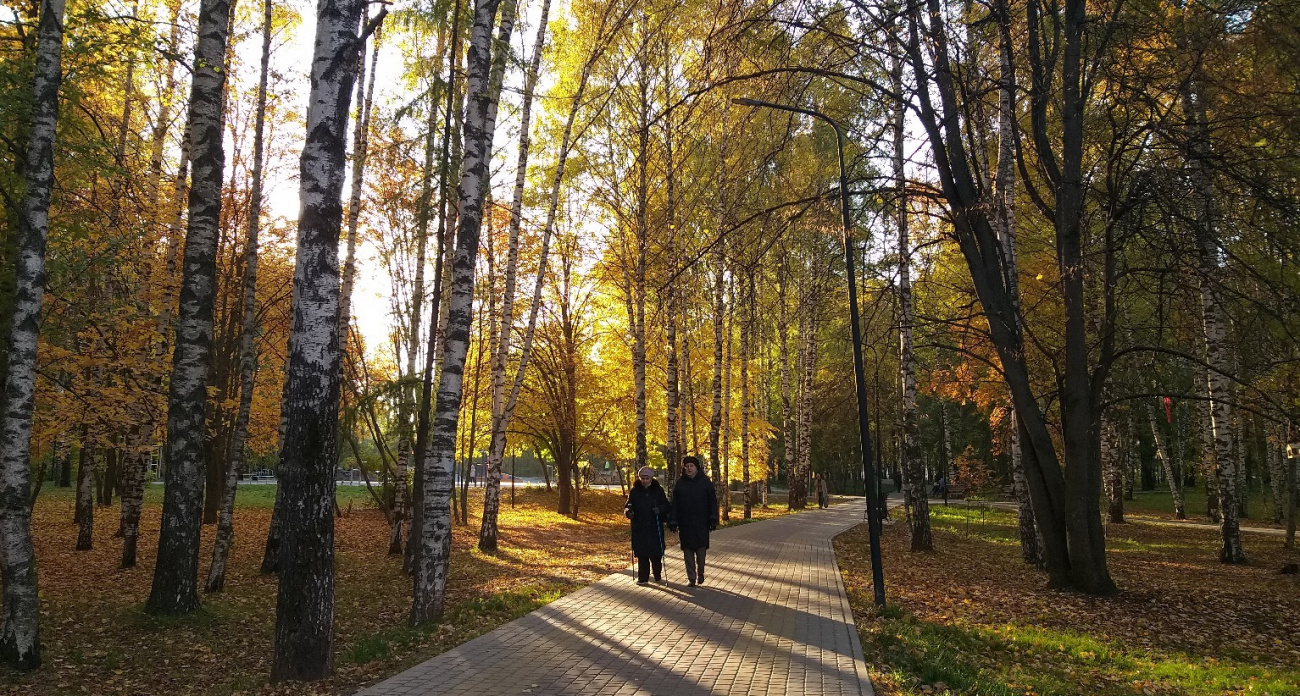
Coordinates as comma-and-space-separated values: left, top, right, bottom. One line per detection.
732, 97, 762, 107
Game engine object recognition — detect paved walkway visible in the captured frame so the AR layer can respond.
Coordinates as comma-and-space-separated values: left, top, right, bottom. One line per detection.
359, 502, 874, 696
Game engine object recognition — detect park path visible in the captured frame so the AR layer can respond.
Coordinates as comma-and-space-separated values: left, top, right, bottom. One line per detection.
358, 501, 874, 696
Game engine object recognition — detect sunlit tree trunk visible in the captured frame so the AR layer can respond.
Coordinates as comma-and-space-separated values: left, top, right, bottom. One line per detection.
75, 443, 94, 550
148, 0, 233, 616
796, 301, 816, 512
412, 0, 506, 625
740, 271, 753, 519
778, 260, 800, 510
630, 33, 650, 477
0, 0, 64, 647
339, 11, 381, 345
206, 0, 273, 593
709, 244, 727, 512
271, 0, 375, 680
407, 0, 464, 575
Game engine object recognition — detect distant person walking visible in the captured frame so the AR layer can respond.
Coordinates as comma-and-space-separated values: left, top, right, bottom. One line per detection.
669, 456, 718, 587
625, 467, 669, 585
815, 472, 829, 509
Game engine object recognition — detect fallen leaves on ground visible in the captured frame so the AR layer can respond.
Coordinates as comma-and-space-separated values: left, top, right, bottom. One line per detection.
837, 505, 1300, 696
2, 485, 776, 694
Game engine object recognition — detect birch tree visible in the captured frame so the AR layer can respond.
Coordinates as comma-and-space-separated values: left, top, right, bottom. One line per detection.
412, 0, 509, 625
271, 0, 379, 680
148, 0, 235, 616
206, 0, 273, 593
0, 0, 66, 669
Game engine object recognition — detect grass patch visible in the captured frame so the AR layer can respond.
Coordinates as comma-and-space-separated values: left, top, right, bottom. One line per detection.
838, 504, 1300, 695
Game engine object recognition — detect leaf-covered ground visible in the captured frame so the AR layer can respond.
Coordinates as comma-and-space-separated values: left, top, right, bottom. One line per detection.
837, 504, 1300, 696
2, 484, 786, 694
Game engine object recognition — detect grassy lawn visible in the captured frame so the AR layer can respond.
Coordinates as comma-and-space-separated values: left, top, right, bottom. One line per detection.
4, 482, 780, 694
1121, 488, 1285, 527
837, 505, 1300, 696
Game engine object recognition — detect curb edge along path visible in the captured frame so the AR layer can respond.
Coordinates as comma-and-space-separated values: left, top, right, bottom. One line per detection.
358, 501, 875, 696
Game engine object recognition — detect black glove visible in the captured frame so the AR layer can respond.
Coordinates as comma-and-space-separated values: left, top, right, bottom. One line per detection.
624, 506, 634, 520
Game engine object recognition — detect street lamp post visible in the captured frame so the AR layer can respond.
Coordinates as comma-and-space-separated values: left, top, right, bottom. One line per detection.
733, 97, 886, 607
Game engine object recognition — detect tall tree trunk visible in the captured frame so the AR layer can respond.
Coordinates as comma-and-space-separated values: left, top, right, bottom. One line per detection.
147, 0, 233, 616
778, 259, 800, 510
339, 11, 380, 346
740, 271, 752, 519
796, 302, 816, 515
1149, 401, 1185, 519
407, 0, 465, 575
206, 0, 272, 593
1182, 71, 1244, 563
412, 0, 506, 625
630, 39, 650, 478
709, 244, 727, 512
119, 427, 149, 567
1102, 413, 1124, 524
894, 48, 929, 549
74, 444, 94, 551
1270, 426, 1285, 524
270, 0, 376, 681
721, 277, 735, 520
481, 0, 562, 551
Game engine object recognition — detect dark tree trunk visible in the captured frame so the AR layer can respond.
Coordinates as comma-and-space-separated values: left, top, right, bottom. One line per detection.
147, 0, 234, 616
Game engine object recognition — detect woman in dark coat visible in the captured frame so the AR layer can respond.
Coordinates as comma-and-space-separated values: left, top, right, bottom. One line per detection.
624, 466, 669, 584
668, 455, 718, 587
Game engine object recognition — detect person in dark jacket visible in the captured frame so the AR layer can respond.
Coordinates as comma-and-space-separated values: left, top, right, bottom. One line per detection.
624, 466, 669, 585
668, 455, 718, 587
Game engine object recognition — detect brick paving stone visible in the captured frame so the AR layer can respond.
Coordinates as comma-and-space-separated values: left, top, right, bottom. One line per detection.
357, 501, 874, 696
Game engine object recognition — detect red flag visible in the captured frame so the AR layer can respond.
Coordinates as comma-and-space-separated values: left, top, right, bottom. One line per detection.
1163, 397, 1172, 423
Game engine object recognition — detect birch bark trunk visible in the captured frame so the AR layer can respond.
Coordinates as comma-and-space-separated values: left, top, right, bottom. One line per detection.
0, 0, 65, 633
206, 0, 272, 593
271, 0, 375, 680
1182, 72, 1245, 563
148, 0, 233, 616
894, 49, 929, 550
1150, 401, 1185, 519
740, 271, 753, 519
479, 0, 566, 550
407, 0, 464, 574
709, 244, 727, 512
412, 0, 506, 624
75, 444, 94, 550
778, 259, 800, 510
1102, 413, 1124, 524
338, 13, 381, 345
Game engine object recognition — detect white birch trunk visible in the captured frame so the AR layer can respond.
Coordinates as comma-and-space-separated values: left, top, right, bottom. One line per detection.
778, 261, 799, 509
413, 0, 505, 624
338, 12, 381, 345
206, 0, 272, 593
271, 0, 376, 680
1184, 76, 1245, 563
709, 244, 727, 512
894, 50, 929, 549
0, 1, 64, 667
740, 272, 754, 519
148, 0, 233, 616
1150, 402, 1185, 519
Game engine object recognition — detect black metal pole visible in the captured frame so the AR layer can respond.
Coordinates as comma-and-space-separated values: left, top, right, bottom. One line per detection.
733, 97, 886, 607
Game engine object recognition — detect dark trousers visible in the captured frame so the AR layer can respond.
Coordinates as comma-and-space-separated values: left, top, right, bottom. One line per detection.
637, 555, 662, 583
682, 547, 707, 583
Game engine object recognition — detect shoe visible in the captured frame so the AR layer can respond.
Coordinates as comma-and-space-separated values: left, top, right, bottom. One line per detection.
688, 580, 696, 587
697, 576, 704, 586
636, 580, 647, 585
